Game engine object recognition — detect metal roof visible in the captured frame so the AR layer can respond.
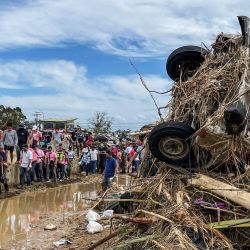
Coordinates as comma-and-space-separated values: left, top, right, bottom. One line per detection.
40, 118, 77, 122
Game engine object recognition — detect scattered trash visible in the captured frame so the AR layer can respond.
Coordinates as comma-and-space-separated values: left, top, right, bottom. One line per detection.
44, 223, 57, 231
102, 210, 114, 219
87, 221, 104, 234
86, 210, 100, 222
53, 239, 72, 247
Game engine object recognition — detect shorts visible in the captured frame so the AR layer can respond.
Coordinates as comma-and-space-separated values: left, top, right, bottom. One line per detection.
4, 145, 14, 152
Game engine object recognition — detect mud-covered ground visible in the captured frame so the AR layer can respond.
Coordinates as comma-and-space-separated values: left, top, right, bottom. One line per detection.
5, 208, 115, 250
0, 173, 129, 250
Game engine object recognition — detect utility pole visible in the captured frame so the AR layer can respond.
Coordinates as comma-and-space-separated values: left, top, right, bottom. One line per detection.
32, 112, 43, 127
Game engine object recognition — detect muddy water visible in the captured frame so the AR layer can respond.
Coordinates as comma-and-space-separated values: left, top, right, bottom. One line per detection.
0, 176, 130, 249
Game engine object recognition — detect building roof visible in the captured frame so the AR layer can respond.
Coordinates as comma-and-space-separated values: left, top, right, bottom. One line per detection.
40, 118, 77, 122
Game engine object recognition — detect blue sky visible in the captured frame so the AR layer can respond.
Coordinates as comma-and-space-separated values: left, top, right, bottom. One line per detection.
0, 0, 249, 130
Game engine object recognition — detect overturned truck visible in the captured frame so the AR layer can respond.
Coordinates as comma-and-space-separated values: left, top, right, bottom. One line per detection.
149, 16, 250, 172
86, 16, 250, 250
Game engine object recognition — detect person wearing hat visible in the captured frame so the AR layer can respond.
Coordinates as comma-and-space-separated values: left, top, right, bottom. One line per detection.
31, 125, 42, 147
16, 124, 29, 162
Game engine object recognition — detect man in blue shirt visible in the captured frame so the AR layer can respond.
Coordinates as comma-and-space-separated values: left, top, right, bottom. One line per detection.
102, 149, 117, 191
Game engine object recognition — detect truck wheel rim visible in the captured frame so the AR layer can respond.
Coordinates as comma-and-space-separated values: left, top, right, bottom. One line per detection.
158, 136, 189, 160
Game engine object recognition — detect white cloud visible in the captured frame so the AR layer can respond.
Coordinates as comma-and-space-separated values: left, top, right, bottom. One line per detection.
0, 0, 248, 56
0, 59, 171, 129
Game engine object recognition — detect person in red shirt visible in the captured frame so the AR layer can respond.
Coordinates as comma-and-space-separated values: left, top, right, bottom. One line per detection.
30, 125, 42, 147
86, 132, 94, 146
127, 146, 135, 173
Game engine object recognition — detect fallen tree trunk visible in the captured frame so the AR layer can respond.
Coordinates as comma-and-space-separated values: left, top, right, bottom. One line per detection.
189, 174, 250, 210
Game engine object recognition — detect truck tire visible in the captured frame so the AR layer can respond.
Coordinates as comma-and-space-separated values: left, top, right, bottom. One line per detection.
148, 122, 195, 165
224, 101, 247, 134
166, 46, 208, 81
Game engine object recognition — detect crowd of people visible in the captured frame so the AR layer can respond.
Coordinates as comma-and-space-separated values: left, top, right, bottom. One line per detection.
0, 122, 144, 192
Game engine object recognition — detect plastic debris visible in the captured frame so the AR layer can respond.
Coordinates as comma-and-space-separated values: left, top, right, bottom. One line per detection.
53, 239, 72, 247
87, 221, 104, 234
86, 210, 101, 222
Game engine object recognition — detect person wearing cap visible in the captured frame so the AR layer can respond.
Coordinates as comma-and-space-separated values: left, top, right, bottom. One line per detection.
16, 124, 29, 162
3, 122, 18, 164
31, 125, 42, 147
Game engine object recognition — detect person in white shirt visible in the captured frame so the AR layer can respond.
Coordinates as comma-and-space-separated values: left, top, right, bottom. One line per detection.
19, 144, 33, 189
89, 146, 98, 174
52, 128, 63, 149
67, 146, 75, 178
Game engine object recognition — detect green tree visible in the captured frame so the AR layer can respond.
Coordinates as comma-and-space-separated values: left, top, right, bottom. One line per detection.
0, 105, 27, 129
89, 112, 112, 135
115, 129, 131, 139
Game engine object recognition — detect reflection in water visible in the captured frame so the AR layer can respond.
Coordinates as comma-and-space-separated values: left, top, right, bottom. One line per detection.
0, 182, 99, 248
0, 175, 129, 249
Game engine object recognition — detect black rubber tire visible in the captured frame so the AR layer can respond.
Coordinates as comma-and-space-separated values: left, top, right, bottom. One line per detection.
166, 46, 208, 81
148, 121, 195, 165
224, 101, 247, 134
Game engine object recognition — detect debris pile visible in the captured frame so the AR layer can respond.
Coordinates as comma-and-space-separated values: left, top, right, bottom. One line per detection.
86, 17, 250, 250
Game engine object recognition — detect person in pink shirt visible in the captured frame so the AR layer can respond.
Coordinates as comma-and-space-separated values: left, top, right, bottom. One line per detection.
34, 145, 45, 182
31, 125, 42, 147
45, 146, 57, 182
29, 146, 36, 183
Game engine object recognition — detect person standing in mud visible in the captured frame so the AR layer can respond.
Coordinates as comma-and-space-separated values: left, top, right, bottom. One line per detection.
79, 146, 90, 176
30, 125, 42, 147
45, 146, 57, 182
97, 143, 107, 174
86, 132, 94, 146
3, 122, 18, 164
56, 143, 66, 180
33, 144, 45, 182
102, 149, 117, 191
89, 145, 98, 174
16, 124, 29, 162
67, 146, 75, 178
76, 127, 84, 157
19, 144, 32, 189
41, 144, 48, 180
52, 128, 63, 150
0, 146, 9, 194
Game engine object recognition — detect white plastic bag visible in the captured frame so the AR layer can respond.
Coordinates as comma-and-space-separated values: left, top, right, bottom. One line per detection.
87, 221, 104, 234
86, 210, 100, 222
102, 210, 114, 219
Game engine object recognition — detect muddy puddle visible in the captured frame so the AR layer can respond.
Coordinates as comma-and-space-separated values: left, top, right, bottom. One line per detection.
0, 176, 130, 249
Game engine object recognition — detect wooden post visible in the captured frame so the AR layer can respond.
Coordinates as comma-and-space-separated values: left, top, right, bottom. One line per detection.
189, 174, 250, 210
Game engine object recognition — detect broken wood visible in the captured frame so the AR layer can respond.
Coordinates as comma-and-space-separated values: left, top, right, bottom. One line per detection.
189, 174, 250, 210
111, 215, 155, 225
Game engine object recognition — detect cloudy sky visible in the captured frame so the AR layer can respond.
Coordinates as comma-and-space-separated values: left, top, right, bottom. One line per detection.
0, 0, 249, 130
